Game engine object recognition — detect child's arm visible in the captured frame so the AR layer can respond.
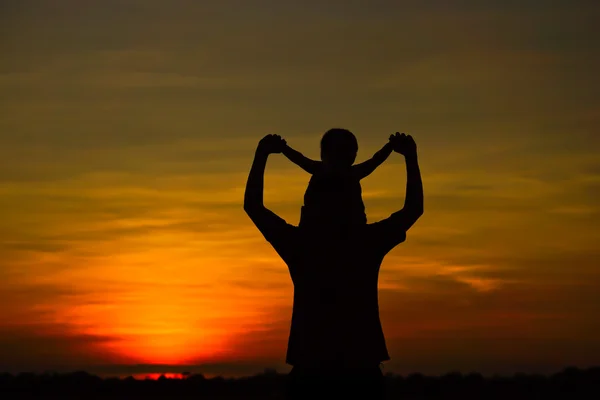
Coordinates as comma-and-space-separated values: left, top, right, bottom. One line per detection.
282, 143, 321, 175
353, 140, 394, 180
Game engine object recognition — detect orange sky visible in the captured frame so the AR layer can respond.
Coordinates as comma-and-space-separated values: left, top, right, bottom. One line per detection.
1, 0, 599, 377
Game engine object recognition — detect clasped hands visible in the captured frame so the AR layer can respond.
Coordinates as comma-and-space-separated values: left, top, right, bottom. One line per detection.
258, 132, 417, 157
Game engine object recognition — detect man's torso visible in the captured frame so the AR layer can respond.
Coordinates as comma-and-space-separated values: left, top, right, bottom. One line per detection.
278, 225, 390, 367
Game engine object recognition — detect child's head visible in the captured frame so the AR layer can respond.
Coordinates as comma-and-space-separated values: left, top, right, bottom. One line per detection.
320, 128, 358, 167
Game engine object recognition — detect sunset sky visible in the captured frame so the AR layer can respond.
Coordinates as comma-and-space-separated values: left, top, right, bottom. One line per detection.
1, 0, 599, 377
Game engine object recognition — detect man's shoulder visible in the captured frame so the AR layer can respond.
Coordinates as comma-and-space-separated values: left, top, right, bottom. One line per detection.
365, 217, 407, 253
365, 220, 385, 230
251, 207, 299, 246
273, 216, 299, 232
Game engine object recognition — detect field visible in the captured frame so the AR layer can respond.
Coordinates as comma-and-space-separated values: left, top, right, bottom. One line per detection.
1, 367, 598, 399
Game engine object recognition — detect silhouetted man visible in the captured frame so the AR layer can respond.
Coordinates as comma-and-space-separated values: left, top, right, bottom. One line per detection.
244, 131, 423, 399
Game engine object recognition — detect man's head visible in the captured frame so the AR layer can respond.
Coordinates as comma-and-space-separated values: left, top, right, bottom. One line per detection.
320, 128, 358, 167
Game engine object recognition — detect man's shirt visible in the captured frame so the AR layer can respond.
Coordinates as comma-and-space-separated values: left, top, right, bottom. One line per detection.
251, 206, 407, 367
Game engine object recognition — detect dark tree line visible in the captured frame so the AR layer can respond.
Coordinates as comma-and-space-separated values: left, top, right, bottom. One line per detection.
0, 366, 598, 399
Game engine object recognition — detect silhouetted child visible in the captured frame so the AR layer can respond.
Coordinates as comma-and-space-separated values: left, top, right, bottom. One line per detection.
282, 128, 394, 228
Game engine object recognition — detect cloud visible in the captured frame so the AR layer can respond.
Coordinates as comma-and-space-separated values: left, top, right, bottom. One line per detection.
0, 325, 129, 370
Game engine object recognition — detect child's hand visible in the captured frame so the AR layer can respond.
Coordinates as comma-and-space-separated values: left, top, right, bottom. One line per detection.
388, 132, 403, 149
390, 132, 417, 157
388, 134, 396, 147
257, 134, 287, 155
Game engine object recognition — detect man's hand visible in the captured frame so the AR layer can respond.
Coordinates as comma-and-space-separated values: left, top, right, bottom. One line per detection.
390, 132, 417, 158
257, 134, 287, 155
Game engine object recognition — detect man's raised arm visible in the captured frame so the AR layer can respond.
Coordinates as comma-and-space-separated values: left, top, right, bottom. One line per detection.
372, 133, 423, 250
244, 134, 289, 238
397, 133, 424, 229
244, 135, 278, 216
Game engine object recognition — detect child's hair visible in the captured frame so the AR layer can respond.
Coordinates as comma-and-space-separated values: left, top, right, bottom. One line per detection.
320, 128, 358, 167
